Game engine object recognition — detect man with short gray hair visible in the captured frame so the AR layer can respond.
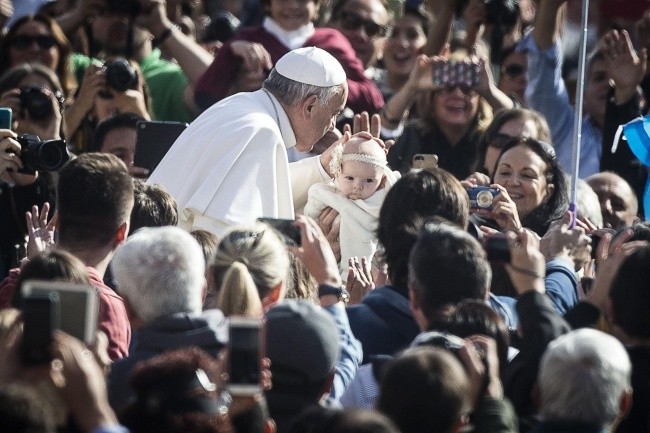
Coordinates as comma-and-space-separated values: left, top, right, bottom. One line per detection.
149, 46, 350, 236
534, 328, 632, 433
107, 226, 228, 413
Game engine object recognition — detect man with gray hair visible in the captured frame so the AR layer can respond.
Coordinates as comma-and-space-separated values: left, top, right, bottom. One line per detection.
107, 226, 228, 413
534, 328, 632, 433
148, 46, 350, 236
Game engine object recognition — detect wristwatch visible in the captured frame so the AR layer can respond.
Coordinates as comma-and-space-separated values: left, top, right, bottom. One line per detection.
318, 284, 350, 303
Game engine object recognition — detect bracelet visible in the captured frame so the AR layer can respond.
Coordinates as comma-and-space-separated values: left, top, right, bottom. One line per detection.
506, 264, 544, 279
152, 25, 178, 47
380, 106, 403, 124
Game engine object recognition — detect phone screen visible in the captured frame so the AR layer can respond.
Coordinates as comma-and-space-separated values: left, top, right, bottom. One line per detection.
21, 293, 59, 366
0, 108, 12, 130
257, 218, 301, 245
135, 121, 188, 173
228, 318, 262, 395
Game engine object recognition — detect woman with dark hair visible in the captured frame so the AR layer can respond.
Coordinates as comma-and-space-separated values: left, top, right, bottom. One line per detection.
469, 137, 569, 237
474, 107, 551, 177
0, 14, 76, 100
488, 138, 569, 236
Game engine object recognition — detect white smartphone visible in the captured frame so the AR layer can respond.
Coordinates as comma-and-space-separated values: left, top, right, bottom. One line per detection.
21, 280, 99, 345
228, 316, 263, 395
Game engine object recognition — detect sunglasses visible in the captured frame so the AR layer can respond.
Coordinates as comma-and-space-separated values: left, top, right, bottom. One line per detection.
488, 132, 516, 149
502, 63, 526, 78
12, 34, 57, 51
337, 10, 388, 39
441, 84, 477, 96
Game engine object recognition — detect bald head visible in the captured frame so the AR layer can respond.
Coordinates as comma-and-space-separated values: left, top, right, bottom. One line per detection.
586, 172, 638, 229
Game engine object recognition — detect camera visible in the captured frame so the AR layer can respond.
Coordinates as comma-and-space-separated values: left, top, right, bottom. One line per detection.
104, 59, 138, 92
456, 0, 520, 28
19, 85, 53, 121
467, 186, 500, 210
17, 134, 70, 174
105, 0, 141, 15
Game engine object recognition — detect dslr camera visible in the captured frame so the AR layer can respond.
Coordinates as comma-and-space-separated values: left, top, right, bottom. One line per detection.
105, 0, 141, 15
467, 186, 500, 210
19, 85, 54, 121
104, 59, 139, 92
456, 0, 520, 28
17, 133, 70, 174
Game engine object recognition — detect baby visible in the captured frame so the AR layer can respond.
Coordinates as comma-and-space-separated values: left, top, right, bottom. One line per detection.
305, 135, 400, 280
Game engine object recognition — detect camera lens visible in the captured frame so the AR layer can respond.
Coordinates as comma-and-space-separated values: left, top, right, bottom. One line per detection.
19, 86, 53, 121
476, 190, 494, 208
37, 141, 66, 171
17, 134, 70, 173
105, 59, 138, 92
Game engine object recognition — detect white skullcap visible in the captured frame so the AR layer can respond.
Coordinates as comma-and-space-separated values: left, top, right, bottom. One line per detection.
275, 47, 346, 87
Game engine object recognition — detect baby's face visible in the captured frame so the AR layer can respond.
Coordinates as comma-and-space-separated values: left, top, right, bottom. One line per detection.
337, 160, 385, 200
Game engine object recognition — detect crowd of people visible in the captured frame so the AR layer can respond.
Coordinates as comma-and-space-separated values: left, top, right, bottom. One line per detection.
1, 0, 650, 432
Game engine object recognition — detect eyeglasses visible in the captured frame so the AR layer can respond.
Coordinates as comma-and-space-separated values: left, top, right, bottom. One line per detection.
12, 34, 57, 51
337, 10, 388, 39
488, 132, 516, 149
441, 85, 477, 96
501, 63, 526, 78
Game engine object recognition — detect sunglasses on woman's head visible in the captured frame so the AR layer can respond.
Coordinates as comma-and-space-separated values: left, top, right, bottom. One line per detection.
337, 10, 388, 39
12, 34, 57, 50
501, 63, 526, 78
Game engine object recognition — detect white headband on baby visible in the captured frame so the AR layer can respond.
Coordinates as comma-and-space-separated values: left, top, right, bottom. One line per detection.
329, 143, 387, 176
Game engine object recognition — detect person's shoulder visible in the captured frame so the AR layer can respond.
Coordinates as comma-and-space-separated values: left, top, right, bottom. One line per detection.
233, 25, 268, 41
310, 27, 353, 48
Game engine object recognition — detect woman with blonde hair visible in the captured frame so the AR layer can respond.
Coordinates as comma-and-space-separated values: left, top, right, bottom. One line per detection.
209, 223, 290, 317
386, 45, 512, 180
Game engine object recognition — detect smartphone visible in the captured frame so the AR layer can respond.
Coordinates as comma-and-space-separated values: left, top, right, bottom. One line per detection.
412, 154, 438, 170
485, 236, 511, 263
21, 280, 99, 345
21, 292, 60, 366
228, 316, 263, 395
134, 120, 188, 173
257, 217, 301, 246
433, 61, 480, 89
0, 107, 12, 129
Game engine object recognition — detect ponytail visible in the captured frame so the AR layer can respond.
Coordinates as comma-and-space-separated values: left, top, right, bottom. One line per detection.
217, 262, 263, 317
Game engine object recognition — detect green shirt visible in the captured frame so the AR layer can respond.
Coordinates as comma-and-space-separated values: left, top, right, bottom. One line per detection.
72, 50, 194, 123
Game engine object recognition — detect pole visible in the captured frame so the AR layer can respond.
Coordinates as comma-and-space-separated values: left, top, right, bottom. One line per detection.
569, 0, 590, 227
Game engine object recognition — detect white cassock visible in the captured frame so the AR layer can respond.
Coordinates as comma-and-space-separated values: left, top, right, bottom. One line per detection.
148, 89, 330, 236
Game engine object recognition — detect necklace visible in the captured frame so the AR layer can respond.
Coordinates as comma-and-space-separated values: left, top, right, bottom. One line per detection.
262, 89, 282, 137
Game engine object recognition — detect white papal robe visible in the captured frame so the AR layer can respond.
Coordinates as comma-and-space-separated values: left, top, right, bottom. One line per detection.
147, 89, 329, 235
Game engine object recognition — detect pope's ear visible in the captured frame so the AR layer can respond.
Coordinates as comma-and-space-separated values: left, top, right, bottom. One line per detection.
302, 94, 320, 119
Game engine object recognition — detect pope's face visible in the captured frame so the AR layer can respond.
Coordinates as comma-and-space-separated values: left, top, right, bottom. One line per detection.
294, 84, 348, 152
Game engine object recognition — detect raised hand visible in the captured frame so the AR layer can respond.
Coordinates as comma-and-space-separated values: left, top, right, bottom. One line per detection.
25, 203, 57, 259
602, 29, 647, 103
346, 256, 375, 304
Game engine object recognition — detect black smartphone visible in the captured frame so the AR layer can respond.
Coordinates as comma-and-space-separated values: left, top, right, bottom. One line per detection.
21, 292, 60, 366
257, 217, 301, 245
228, 316, 263, 395
0, 107, 12, 129
485, 236, 511, 263
134, 120, 188, 173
